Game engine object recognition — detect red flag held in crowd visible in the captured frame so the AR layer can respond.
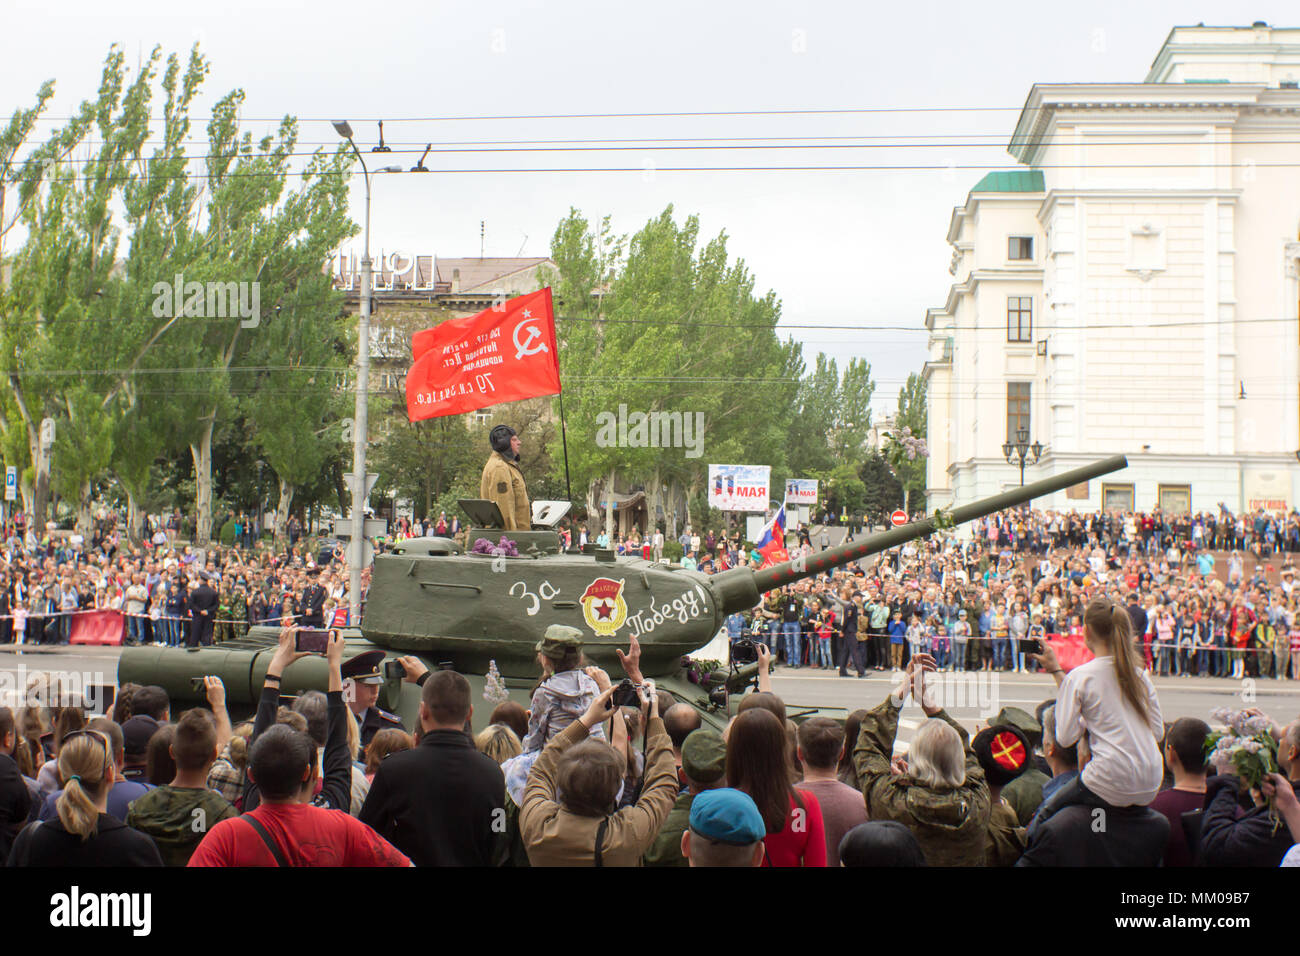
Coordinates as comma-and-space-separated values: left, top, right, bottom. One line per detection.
406, 288, 561, 421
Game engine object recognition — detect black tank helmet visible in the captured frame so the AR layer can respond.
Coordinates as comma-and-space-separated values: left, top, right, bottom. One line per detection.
489, 424, 517, 455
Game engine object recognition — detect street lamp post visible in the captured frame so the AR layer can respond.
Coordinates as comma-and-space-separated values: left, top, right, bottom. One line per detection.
1002, 427, 1043, 487
334, 120, 401, 625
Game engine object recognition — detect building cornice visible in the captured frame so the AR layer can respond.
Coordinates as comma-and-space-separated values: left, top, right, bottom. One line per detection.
966, 268, 1044, 283
1039, 187, 1241, 220
1009, 82, 1273, 165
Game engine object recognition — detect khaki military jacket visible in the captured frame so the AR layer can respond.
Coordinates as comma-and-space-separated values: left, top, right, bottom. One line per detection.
480, 450, 530, 531
520, 717, 678, 867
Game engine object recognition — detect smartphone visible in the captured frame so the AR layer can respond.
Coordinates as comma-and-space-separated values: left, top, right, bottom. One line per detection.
295, 628, 330, 655
383, 659, 405, 680
1018, 637, 1045, 656
190, 677, 207, 692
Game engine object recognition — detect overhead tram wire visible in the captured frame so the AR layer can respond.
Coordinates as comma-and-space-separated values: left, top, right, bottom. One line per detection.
20, 105, 1074, 124
1, 312, 1299, 332
19, 158, 1300, 185
27, 135, 1300, 165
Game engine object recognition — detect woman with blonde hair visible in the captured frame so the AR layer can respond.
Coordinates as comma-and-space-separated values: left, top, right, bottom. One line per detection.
6, 729, 162, 866
473, 724, 521, 768
1031, 594, 1163, 819
36, 707, 86, 795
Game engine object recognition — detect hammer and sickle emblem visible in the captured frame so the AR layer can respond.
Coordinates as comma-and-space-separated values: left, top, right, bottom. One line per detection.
513, 319, 548, 360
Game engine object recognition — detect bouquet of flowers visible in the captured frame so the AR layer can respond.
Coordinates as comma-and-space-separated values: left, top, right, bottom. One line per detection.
680, 656, 725, 686
1205, 708, 1279, 791
470, 536, 519, 557
483, 660, 510, 705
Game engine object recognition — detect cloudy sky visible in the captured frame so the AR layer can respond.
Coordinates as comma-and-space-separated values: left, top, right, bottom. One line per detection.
5, 0, 1295, 415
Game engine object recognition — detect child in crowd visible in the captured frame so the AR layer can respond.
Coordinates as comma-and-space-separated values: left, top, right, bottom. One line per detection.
887, 611, 907, 671
814, 602, 835, 670
149, 592, 164, 646
929, 614, 949, 670
11, 598, 25, 646
1032, 595, 1163, 822
501, 627, 606, 806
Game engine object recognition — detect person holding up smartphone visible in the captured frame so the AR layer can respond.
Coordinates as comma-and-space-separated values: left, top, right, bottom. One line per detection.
240, 627, 352, 814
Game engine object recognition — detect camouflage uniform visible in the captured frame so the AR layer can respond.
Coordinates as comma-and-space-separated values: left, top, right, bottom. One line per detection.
853, 694, 991, 866
215, 585, 233, 643
125, 784, 238, 867
985, 799, 1028, 867
230, 587, 248, 639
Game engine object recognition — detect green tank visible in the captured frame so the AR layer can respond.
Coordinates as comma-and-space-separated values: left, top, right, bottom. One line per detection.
119, 455, 1128, 733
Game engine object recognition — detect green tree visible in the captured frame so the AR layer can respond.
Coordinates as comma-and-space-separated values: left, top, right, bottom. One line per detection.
894, 372, 928, 512
547, 206, 793, 537
858, 452, 904, 522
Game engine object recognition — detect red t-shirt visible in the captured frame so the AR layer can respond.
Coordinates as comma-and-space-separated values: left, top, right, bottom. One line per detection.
762, 791, 827, 867
188, 802, 411, 867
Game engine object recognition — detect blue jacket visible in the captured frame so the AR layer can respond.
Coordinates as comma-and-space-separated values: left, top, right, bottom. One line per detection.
887, 620, 907, 644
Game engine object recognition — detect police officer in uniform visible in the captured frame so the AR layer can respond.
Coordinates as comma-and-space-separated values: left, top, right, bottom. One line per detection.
342, 649, 406, 750
480, 425, 530, 531
300, 569, 327, 628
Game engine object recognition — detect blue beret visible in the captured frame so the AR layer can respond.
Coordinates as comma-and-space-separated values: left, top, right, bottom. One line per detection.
689, 788, 766, 846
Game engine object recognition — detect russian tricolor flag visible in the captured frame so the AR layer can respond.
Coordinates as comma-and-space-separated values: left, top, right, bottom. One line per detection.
752, 504, 789, 569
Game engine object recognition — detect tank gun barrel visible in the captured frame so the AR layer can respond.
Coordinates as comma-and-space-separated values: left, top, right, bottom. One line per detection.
708, 455, 1127, 615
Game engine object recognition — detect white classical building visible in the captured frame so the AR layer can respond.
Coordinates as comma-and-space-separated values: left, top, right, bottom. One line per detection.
925, 23, 1300, 516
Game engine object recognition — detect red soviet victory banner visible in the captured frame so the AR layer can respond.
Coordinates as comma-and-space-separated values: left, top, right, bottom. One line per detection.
406, 287, 561, 421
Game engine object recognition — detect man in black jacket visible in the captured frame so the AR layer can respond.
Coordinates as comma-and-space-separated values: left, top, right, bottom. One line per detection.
187, 574, 219, 647
1016, 803, 1169, 866
359, 669, 506, 866
1198, 719, 1300, 866
1127, 592, 1148, 644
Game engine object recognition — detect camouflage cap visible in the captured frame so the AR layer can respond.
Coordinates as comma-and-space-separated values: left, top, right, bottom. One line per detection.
681, 728, 726, 784
993, 705, 1041, 739
535, 624, 584, 660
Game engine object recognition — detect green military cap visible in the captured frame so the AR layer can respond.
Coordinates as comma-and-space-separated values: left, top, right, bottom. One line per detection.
994, 705, 1041, 738
681, 728, 727, 784
535, 624, 584, 660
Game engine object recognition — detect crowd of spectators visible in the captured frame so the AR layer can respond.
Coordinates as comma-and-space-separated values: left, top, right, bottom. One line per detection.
3, 611, 1300, 868
729, 507, 1300, 681
0, 511, 366, 647
1, 502, 1299, 868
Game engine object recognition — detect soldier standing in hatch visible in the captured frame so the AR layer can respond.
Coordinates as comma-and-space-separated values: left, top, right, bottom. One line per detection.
480, 424, 531, 531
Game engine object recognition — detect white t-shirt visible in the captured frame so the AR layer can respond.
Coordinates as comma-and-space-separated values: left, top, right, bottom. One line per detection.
1055, 653, 1163, 807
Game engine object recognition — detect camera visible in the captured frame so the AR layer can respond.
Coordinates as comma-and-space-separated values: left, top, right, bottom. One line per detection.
610, 679, 641, 708
383, 659, 406, 680
190, 677, 207, 691
731, 638, 758, 665
294, 628, 330, 654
